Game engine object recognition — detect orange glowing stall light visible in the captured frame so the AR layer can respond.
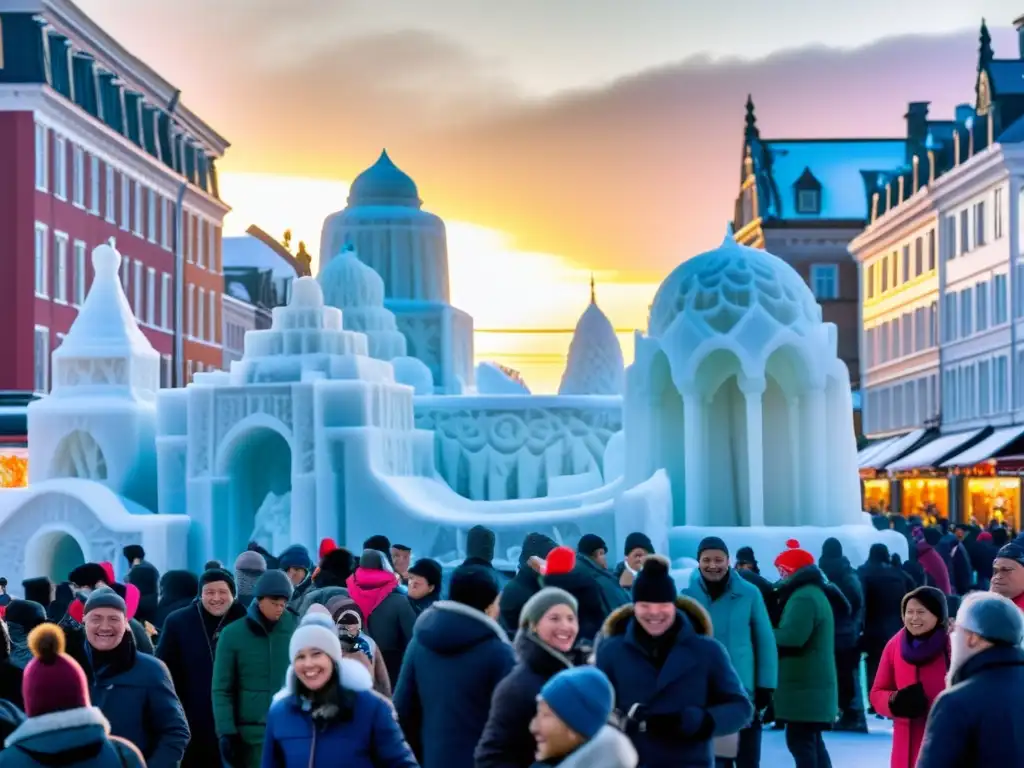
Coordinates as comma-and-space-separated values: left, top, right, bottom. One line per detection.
863, 479, 891, 513
900, 477, 949, 519
0, 453, 28, 487
963, 475, 1021, 530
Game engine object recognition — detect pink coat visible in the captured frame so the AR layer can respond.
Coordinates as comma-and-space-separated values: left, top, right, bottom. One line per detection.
869, 631, 949, 768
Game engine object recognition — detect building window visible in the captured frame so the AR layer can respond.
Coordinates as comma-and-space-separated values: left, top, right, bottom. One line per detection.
960, 289, 973, 337
53, 135, 67, 200
927, 229, 936, 271
980, 359, 991, 416
974, 201, 986, 248
943, 292, 957, 342
146, 267, 156, 325
105, 164, 115, 223
996, 355, 1008, 413
120, 174, 130, 230
902, 245, 910, 283
865, 264, 874, 300
902, 311, 912, 355
187, 284, 195, 336
120, 252, 129, 291
959, 209, 969, 255
995, 273, 1009, 325
185, 213, 193, 263
976, 281, 989, 332
914, 307, 925, 352
995, 187, 1004, 240
34, 326, 49, 394
208, 290, 217, 344
89, 155, 100, 214
881, 257, 889, 292
892, 316, 901, 358
161, 273, 171, 329
208, 224, 217, 273
928, 301, 938, 347
161, 197, 171, 250
54, 231, 68, 304
914, 237, 923, 277
133, 260, 143, 318
34, 222, 48, 298
34, 123, 48, 192
810, 264, 838, 300
198, 287, 206, 340
73, 240, 86, 306
197, 219, 205, 269
133, 181, 143, 236
161, 354, 172, 388
147, 189, 156, 243
72, 145, 85, 207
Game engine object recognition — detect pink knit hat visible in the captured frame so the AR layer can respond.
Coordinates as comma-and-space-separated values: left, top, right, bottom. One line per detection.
21, 623, 90, 717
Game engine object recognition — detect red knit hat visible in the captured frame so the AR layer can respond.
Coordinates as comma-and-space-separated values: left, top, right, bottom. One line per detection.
774, 539, 815, 575
544, 546, 577, 576
99, 562, 116, 585
319, 538, 338, 560
21, 623, 90, 716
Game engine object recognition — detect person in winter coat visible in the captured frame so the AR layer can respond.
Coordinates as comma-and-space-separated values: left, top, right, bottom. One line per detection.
773, 541, 840, 768
734, 547, 777, 623
152, 570, 200, 630
213, 570, 298, 768
916, 591, 1024, 767
123, 546, 160, 627
19, 580, 52, 615
464, 525, 497, 569
476, 587, 583, 768
937, 529, 973, 595
321, 597, 392, 696
0, 699, 24, 752
500, 533, 558, 634
0, 579, 8, 609
406, 558, 441, 615
914, 528, 952, 595
535, 547, 606, 645
0, 623, 145, 768
968, 530, 997, 588
614, 532, 656, 582
868, 586, 949, 768
988, 542, 1024, 609
575, 534, 631, 617
393, 565, 514, 767
0, 617, 23, 709
818, 537, 866, 733
261, 613, 417, 768
683, 537, 777, 767
3, 602, 45, 671
278, 544, 313, 606
858, 543, 915, 696
234, 550, 268, 609
47, 583, 73, 623
529, 666, 638, 768
63, 565, 154, 658
293, 548, 357, 616
80, 588, 190, 768
157, 567, 247, 767
346, 550, 415, 687
596, 555, 752, 768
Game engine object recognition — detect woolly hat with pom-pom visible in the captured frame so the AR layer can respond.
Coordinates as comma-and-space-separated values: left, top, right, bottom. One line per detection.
632, 555, 677, 604
774, 539, 815, 575
544, 546, 576, 576
21, 623, 91, 716
319, 538, 338, 560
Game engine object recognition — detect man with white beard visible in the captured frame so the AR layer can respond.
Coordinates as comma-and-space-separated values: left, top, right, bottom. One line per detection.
916, 591, 1024, 767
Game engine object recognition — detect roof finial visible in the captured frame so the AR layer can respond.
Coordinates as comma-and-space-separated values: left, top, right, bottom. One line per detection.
744, 95, 759, 140
590, 272, 596, 304
979, 18, 993, 69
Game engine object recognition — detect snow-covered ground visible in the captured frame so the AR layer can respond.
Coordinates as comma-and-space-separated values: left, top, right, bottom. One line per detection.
762, 719, 894, 766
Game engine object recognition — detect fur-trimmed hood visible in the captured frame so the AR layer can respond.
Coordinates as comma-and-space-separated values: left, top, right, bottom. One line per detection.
600, 595, 713, 639
557, 725, 638, 768
273, 656, 374, 703
4, 706, 109, 750
413, 600, 510, 655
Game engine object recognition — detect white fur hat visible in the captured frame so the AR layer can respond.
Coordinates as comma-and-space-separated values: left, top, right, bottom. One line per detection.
289, 613, 343, 667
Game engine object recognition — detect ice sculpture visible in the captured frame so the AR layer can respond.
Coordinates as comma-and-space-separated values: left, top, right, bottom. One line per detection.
476, 362, 531, 395
559, 279, 624, 395
251, 490, 292, 554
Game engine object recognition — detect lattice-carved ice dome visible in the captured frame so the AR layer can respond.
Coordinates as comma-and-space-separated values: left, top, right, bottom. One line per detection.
647, 228, 821, 338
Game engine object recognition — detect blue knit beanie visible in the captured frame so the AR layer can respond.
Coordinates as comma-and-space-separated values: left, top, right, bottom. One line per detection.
539, 666, 614, 740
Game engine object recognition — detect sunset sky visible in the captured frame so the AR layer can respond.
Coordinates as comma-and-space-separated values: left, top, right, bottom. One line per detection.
80, 1, 1017, 390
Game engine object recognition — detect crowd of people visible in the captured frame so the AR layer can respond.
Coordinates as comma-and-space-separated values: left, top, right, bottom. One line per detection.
0, 517, 1021, 767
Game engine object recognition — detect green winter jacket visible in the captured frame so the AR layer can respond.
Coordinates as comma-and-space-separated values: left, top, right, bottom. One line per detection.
684, 568, 778, 694
211, 601, 296, 767
773, 566, 839, 725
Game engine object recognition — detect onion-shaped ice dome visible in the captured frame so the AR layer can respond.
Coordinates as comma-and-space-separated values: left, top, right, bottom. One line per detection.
317, 247, 407, 360
347, 149, 421, 208
559, 279, 624, 395
648, 227, 821, 338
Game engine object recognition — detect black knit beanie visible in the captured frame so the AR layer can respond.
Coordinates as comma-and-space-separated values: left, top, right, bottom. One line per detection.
200, 568, 236, 596
624, 532, 654, 557
632, 555, 676, 604
902, 586, 948, 625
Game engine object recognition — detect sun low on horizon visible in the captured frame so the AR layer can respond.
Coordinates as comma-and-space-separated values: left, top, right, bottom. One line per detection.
219, 171, 661, 393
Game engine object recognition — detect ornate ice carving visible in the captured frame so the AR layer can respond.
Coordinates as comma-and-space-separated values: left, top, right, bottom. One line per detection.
212, 388, 294, 448
52, 431, 109, 480
250, 490, 292, 554
415, 405, 622, 500
57, 358, 129, 388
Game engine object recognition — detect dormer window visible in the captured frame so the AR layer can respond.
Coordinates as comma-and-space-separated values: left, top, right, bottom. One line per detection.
794, 167, 822, 215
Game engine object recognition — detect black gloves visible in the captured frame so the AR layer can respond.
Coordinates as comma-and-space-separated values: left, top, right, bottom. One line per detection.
219, 735, 243, 767
626, 704, 714, 741
754, 687, 774, 711
888, 682, 929, 719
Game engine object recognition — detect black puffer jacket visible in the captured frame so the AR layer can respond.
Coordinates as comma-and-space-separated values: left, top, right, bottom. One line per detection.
818, 539, 864, 651
475, 630, 583, 768
858, 545, 915, 654
125, 561, 161, 627
153, 570, 200, 630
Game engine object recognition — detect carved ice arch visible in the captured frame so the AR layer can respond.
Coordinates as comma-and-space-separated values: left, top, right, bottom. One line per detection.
214, 413, 295, 476
51, 429, 109, 480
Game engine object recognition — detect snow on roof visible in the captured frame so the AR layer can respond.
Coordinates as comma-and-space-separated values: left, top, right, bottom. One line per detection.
223, 235, 299, 279
765, 139, 907, 220
227, 281, 252, 302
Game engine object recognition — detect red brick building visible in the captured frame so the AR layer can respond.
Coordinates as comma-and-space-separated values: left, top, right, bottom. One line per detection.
0, 0, 229, 395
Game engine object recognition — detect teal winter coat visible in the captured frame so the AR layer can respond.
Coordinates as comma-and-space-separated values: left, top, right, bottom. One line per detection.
683, 569, 777, 694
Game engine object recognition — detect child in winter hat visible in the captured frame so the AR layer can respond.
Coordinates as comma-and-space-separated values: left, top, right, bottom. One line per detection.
531, 666, 637, 766
774, 539, 815, 578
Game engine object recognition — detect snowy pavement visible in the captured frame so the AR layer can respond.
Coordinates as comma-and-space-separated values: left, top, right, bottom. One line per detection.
762, 719, 894, 766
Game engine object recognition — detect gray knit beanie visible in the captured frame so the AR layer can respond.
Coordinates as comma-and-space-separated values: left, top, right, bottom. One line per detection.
519, 587, 578, 629
234, 550, 268, 601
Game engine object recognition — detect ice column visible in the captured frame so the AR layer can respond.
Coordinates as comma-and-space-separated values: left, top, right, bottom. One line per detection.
741, 377, 766, 527
801, 385, 828, 525
682, 390, 705, 525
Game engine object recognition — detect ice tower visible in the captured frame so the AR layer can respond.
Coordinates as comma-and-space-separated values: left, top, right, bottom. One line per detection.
559, 278, 624, 395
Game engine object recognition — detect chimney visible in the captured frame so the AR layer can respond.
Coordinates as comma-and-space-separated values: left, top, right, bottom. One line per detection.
905, 102, 930, 150
1015, 15, 1024, 59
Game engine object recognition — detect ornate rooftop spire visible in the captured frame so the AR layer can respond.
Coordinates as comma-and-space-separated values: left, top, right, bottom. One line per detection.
744, 94, 759, 140
590, 272, 596, 305
979, 18, 993, 70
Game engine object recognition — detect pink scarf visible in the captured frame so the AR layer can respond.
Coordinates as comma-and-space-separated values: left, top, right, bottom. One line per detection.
346, 568, 398, 620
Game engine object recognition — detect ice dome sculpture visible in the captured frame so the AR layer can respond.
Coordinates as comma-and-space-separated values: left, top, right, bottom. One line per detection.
347, 148, 421, 207
626, 226, 860, 530
559, 279, 624, 395
317, 247, 408, 361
